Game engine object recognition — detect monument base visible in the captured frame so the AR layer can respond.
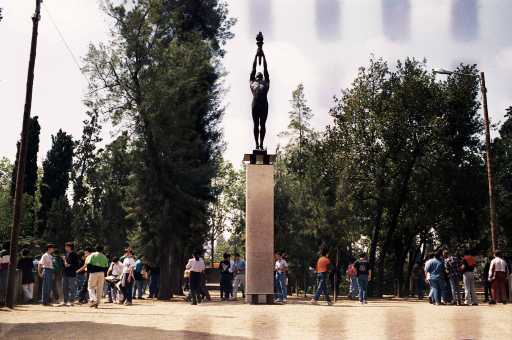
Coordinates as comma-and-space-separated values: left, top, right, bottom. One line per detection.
244, 150, 275, 305
246, 293, 274, 305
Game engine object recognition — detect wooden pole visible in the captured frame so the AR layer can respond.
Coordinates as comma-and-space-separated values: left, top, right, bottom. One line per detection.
480, 72, 498, 253
6, 0, 42, 309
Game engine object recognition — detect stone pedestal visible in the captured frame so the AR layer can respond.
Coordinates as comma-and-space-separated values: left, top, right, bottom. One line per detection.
245, 162, 274, 304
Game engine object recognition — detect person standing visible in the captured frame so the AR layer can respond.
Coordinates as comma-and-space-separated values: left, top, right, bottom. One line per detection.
483, 257, 492, 302
488, 250, 509, 305
232, 253, 246, 301
148, 264, 160, 299
274, 253, 288, 303
443, 250, 463, 305
76, 248, 91, 304
85, 245, 109, 308
133, 256, 145, 299
219, 253, 233, 301
346, 259, 359, 300
186, 250, 206, 305
17, 249, 35, 303
424, 251, 445, 306
38, 244, 56, 306
411, 260, 425, 300
121, 248, 135, 305
461, 250, 478, 306
311, 249, 332, 305
61, 242, 80, 306
353, 253, 372, 305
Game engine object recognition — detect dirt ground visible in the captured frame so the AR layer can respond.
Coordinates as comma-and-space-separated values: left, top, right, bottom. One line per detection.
1, 297, 511, 340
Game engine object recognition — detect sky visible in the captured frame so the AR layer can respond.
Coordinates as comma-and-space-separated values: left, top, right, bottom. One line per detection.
1, 0, 511, 167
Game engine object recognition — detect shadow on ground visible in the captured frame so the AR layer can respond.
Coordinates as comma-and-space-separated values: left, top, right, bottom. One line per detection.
0, 322, 250, 340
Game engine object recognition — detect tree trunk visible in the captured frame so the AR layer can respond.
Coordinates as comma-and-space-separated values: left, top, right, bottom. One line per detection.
158, 239, 173, 300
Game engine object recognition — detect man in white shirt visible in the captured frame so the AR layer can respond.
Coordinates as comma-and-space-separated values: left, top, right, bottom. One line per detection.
186, 251, 205, 305
488, 250, 509, 304
274, 253, 288, 303
38, 244, 56, 306
121, 249, 135, 305
106, 256, 124, 303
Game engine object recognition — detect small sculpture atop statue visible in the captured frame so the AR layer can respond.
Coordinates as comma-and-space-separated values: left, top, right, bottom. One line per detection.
256, 32, 264, 65
250, 32, 270, 151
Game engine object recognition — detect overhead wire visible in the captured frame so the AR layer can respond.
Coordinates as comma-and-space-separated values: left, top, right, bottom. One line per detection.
42, 2, 90, 85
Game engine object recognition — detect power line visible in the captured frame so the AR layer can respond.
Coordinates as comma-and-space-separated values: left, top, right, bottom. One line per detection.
42, 3, 90, 84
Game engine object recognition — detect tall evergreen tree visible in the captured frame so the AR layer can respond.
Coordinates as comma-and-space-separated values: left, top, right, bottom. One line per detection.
11, 116, 41, 197
38, 130, 74, 236
83, 0, 234, 298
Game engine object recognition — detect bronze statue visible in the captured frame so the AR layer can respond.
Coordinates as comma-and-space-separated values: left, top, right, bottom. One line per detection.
250, 32, 270, 151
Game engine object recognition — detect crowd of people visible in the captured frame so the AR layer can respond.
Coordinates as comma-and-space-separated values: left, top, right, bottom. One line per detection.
0, 242, 160, 307
423, 249, 511, 306
1, 241, 511, 308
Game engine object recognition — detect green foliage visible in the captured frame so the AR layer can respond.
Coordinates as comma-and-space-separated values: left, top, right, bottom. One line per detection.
494, 106, 512, 249
38, 130, 74, 236
83, 0, 234, 298
275, 59, 487, 296
11, 116, 41, 197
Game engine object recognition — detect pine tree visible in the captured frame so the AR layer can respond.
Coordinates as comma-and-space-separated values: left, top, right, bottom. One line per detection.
38, 130, 74, 236
11, 116, 41, 197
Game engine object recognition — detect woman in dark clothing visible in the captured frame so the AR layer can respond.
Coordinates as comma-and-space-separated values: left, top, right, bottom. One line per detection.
17, 249, 35, 302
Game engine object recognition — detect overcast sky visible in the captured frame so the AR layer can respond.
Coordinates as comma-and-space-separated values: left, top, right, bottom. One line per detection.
1, 0, 511, 167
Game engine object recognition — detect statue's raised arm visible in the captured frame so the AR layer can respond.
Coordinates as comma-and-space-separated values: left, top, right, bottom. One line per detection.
250, 54, 257, 82
263, 53, 269, 83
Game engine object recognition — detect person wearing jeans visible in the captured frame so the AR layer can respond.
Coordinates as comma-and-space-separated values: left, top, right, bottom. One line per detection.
61, 242, 80, 306
424, 251, 445, 306
121, 248, 135, 305
132, 257, 144, 299
443, 250, 463, 305
354, 253, 372, 304
38, 244, 56, 306
311, 249, 332, 305
232, 253, 246, 300
461, 251, 478, 305
274, 253, 288, 303
346, 261, 359, 299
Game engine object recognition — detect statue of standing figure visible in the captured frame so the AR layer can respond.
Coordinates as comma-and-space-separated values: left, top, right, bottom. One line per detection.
250, 32, 270, 151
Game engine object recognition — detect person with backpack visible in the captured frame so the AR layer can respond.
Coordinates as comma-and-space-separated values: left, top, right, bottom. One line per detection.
353, 253, 372, 304
461, 250, 478, 306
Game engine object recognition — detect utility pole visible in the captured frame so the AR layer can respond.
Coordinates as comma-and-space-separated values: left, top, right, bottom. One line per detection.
6, 0, 42, 309
480, 72, 498, 254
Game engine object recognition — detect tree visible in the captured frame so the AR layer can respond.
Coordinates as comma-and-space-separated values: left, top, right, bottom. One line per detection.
11, 116, 41, 197
493, 106, 512, 248
38, 130, 74, 237
0, 158, 13, 241
83, 0, 234, 299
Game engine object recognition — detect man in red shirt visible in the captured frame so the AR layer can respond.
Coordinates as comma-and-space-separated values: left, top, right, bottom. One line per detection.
311, 249, 332, 305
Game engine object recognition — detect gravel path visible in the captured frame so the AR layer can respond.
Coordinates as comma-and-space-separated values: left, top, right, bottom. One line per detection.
1, 298, 511, 339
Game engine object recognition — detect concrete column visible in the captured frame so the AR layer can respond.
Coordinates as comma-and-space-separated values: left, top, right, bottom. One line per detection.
245, 164, 274, 304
